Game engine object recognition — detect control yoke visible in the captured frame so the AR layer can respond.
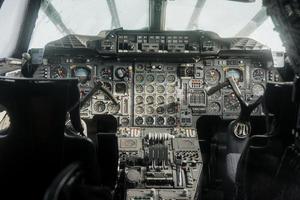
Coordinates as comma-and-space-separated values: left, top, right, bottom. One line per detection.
207, 77, 263, 138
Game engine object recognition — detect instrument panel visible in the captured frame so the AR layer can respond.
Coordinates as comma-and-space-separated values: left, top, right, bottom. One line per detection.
41, 57, 281, 127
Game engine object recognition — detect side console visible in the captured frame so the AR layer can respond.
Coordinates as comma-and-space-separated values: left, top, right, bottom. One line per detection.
117, 127, 202, 200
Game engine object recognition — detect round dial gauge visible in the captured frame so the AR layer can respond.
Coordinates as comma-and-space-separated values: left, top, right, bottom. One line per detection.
252, 84, 265, 97
205, 69, 220, 85
146, 106, 155, 114
135, 74, 144, 83
107, 102, 120, 114
135, 117, 143, 125
156, 117, 165, 126
146, 85, 155, 93
224, 93, 240, 112
135, 96, 144, 104
93, 101, 106, 113
73, 67, 91, 84
146, 74, 155, 82
207, 102, 221, 113
226, 69, 242, 82
145, 116, 154, 125
156, 106, 165, 114
121, 118, 129, 126
167, 106, 176, 114
157, 75, 165, 83
136, 106, 144, 114
252, 69, 265, 81
157, 96, 165, 104
167, 117, 176, 126
167, 85, 176, 93
157, 85, 165, 93
167, 75, 176, 83
136, 85, 144, 93
146, 96, 154, 104
167, 96, 176, 104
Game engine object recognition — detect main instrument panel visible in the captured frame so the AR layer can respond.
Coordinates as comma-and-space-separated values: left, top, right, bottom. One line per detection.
33, 29, 282, 200
41, 58, 280, 127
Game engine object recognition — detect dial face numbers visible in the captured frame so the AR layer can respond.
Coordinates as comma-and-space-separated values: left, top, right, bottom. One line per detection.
136, 106, 144, 114
167, 116, 176, 126
157, 75, 165, 83
146, 106, 155, 114
224, 93, 240, 112
252, 68, 265, 81
156, 116, 165, 126
135, 96, 144, 104
157, 85, 165, 93
93, 101, 106, 113
252, 84, 265, 97
207, 102, 221, 113
157, 96, 165, 104
135, 117, 144, 125
167, 85, 175, 93
146, 85, 155, 93
146, 74, 155, 82
205, 69, 220, 85
136, 85, 144, 93
135, 74, 144, 83
167, 75, 176, 83
107, 102, 120, 114
145, 116, 154, 125
146, 96, 154, 104
225, 68, 243, 82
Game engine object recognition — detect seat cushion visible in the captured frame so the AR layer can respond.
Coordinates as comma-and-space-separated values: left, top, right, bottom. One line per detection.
226, 153, 241, 183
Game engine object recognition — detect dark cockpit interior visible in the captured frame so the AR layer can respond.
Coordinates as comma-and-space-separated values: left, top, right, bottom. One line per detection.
0, 0, 300, 200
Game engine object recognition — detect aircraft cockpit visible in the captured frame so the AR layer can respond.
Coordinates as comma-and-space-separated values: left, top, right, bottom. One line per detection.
0, 0, 299, 200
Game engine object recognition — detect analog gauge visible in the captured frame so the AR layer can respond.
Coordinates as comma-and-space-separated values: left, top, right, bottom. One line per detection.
135, 74, 144, 83
93, 101, 106, 113
157, 85, 165, 93
226, 69, 242, 82
167, 106, 176, 114
167, 117, 176, 126
136, 85, 144, 93
252, 84, 265, 97
121, 118, 129, 126
210, 90, 221, 99
52, 66, 67, 78
207, 102, 221, 113
167, 96, 176, 104
224, 93, 240, 112
72, 67, 91, 84
252, 69, 265, 81
167, 75, 176, 83
107, 102, 120, 114
157, 75, 165, 83
157, 96, 165, 104
146, 74, 155, 82
136, 64, 144, 70
146, 85, 155, 93
167, 85, 176, 93
146, 96, 154, 104
205, 69, 220, 85
136, 106, 144, 114
135, 117, 144, 125
156, 116, 165, 126
135, 96, 144, 104
115, 67, 127, 79
145, 116, 154, 125
156, 106, 165, 114
146, 106, 155, 114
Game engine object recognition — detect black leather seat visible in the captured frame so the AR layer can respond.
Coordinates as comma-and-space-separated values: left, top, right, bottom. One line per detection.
224, 82, 297, 200
0, 78, 100, 200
